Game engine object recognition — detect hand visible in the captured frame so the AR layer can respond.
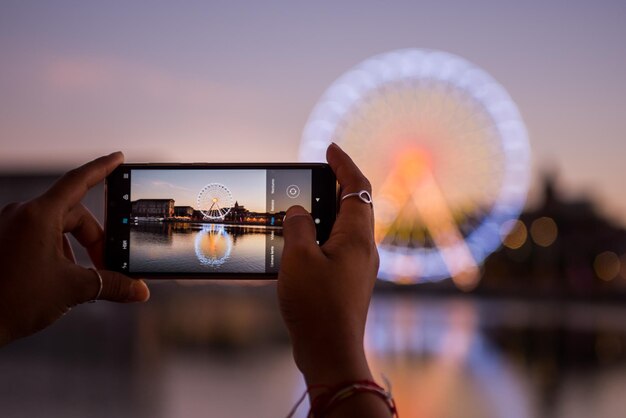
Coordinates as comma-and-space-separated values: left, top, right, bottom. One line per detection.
278, 143, 380, 385
0, 152, 150, 346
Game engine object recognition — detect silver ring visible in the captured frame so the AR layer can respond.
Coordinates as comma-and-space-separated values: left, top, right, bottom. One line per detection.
341, 190, 373, 205
88, 268, 103, 303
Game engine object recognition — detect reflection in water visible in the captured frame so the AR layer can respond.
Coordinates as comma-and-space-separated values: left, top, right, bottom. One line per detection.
367, 297, 531, 418
194, 225, 233, 267
129, 222, 282, 273
2, 292, 626, 418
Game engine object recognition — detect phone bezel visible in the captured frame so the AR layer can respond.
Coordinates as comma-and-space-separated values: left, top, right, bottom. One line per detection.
104, 163, 337, 279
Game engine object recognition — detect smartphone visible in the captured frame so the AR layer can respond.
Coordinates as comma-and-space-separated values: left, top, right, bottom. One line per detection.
105, 163, 336, 278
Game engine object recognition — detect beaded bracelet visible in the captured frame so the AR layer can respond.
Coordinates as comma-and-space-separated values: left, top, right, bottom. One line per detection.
286, 378, 398, 418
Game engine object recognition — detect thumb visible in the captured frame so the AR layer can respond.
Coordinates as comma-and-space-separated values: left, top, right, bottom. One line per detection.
98, 270, 150, 303
282, 206, 318, 256
69, 266, 150, 304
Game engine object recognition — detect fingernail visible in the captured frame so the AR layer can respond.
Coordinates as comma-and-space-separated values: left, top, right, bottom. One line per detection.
284, 206, 311, 223
130, 280, 149, 302
284, 213, 311, 222
109, 151, 125, 160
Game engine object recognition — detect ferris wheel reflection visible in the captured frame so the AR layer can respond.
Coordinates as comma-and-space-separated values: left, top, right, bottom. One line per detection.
194, 224, 234, 267
366, 297, 531, 418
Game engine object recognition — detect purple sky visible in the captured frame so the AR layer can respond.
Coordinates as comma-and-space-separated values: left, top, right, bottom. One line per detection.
1, 1, 625, 223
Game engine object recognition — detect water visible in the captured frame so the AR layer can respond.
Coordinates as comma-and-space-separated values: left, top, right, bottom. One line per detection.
2, 292, 626, 418
129, 222, 284, 273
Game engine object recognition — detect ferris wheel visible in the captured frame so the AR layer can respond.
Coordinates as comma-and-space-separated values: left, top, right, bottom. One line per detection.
197, 183, 234, 220
300, 49, 531, 290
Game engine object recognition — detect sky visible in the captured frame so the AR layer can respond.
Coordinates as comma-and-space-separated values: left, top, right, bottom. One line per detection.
1, 1, 625, 224
131, 169, 266, 212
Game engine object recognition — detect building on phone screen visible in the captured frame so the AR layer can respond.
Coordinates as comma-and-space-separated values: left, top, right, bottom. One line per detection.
131, 199, 175, 219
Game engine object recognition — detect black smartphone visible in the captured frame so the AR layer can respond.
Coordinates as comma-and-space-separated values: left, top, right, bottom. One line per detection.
105, 163, 337, 278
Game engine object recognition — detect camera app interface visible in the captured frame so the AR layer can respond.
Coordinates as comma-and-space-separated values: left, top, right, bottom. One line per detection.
128, 169, 311, 273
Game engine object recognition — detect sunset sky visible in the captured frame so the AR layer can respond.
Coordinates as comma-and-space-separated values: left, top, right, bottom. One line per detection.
131, 169, 266, 212
1, 1, 625, 224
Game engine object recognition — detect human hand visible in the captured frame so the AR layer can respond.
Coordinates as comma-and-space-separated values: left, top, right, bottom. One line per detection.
278, 143, 379, 385
0, 152, 150, 346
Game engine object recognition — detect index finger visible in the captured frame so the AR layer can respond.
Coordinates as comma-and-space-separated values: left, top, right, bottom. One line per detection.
326, 143, 375, 237
64, 203, 105, 268
43, 151, 124, 211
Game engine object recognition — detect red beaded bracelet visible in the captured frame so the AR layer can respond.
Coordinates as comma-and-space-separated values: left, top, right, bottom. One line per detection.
285, 379, 398, 418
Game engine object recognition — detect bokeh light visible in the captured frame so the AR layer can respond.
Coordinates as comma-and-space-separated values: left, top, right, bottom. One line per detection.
530, 217, 558, 247
594, 251, 621, 281
500, 219, 528, 250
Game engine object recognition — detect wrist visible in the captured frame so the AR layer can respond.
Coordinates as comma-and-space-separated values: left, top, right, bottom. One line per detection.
303, 359, 373, 388
293, 339, 372, 386
309, 379, 397, 418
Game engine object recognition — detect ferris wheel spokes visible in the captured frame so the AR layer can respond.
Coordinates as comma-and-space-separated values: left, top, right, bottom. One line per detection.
205, 200, 229, 220
375, 150, 480, 290
197, 183, 234, 220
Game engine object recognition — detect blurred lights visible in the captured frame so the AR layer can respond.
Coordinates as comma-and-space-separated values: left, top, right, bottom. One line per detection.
300, 49, 531, 288
500, 219, 527, 250
530, 217, 558, 247
594, 251, 621, 281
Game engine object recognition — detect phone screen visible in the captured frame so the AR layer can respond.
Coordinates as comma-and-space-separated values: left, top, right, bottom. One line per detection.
105, 164, 336, 277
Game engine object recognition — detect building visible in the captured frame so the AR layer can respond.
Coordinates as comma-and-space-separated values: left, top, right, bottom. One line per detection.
480, 173, 626, 298
174, 206, 194, 218
131, 199, 175, 218
225, 201, 247, 223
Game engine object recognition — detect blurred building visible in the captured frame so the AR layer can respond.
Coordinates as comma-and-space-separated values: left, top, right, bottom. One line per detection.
481, 174, 626, 299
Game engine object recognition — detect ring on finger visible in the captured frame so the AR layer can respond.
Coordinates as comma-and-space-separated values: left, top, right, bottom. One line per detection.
87, 267, 103, 303
341, 190, 373, 205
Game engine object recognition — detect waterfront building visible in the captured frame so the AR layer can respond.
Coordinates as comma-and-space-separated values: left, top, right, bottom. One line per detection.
226, 201, 247, 223
174, 206, 194, 218
131, 199, 175, 218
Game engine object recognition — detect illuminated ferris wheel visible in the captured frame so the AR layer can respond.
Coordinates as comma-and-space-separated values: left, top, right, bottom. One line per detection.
197, 183, 234, 220
300, 49, 531, 290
